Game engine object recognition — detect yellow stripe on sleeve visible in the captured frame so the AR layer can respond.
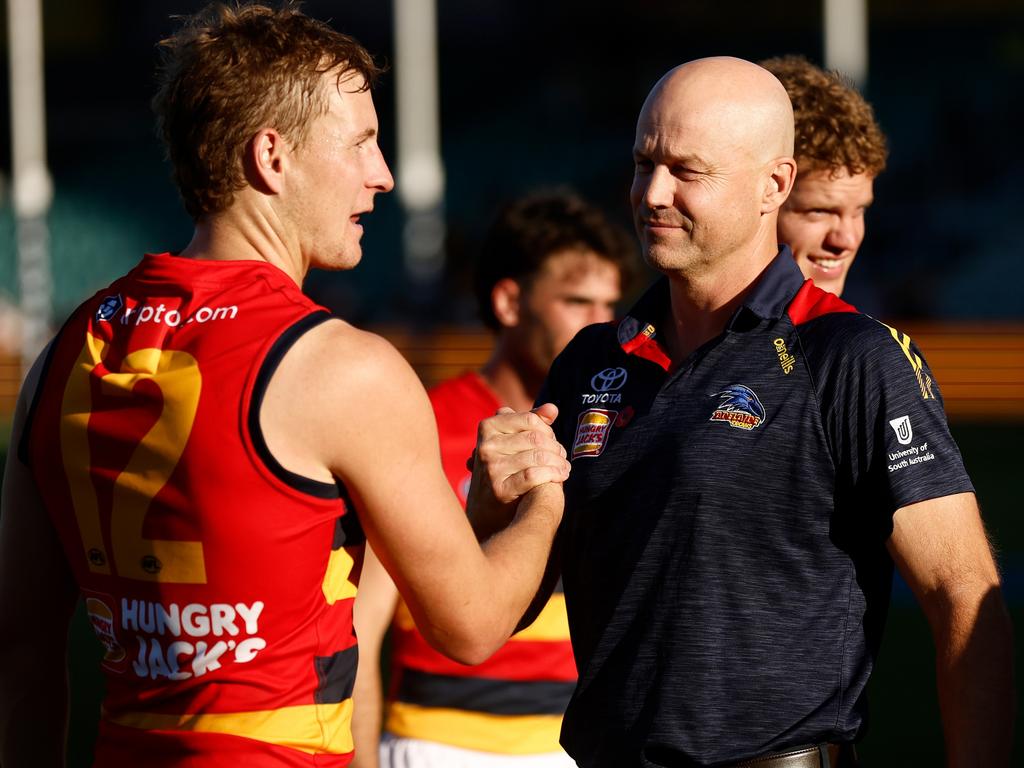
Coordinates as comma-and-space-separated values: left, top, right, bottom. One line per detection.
879, 322, 936, 400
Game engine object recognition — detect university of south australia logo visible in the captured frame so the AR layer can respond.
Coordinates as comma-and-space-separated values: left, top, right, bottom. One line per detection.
709, 384, 766, 430
889, 415, 913, 445
95, 294, 123, 322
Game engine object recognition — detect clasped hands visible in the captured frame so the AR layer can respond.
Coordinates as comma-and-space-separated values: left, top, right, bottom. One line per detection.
465, 403, 570, 540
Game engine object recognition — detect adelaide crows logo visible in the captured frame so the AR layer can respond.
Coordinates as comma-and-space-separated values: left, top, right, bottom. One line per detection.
709, 384, 765, 430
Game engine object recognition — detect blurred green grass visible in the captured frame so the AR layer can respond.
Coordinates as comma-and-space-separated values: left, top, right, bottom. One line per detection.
1, 423, 1018, 766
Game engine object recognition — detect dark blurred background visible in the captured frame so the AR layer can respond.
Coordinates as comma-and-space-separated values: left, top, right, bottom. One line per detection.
0, 0, 1020, 765
0, 0, 1022, 323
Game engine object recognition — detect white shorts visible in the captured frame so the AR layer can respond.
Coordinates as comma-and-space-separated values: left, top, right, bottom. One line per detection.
379, 733, 578, 768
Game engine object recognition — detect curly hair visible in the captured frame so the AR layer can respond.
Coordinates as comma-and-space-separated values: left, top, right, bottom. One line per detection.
760, 55, 887, 178
474, 191, 637, 331
152, 2, 383, 220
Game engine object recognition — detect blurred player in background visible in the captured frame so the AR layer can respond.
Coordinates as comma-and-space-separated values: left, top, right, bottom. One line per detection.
761, 55, 887, 297
352, 191, 635, 768
0, 5, 569, 766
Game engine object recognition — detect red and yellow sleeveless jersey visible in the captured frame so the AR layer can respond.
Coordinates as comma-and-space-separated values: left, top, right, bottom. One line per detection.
384, 371, 577, 754
24, 254, 363, 767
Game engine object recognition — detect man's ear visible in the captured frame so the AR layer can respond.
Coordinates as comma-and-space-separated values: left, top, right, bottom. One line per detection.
491, 278, 521, 328
244, 128, 289, 195
761, 156, 797, 214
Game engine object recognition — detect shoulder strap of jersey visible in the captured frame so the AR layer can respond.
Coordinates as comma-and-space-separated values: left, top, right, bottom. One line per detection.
247, 310, 342, 499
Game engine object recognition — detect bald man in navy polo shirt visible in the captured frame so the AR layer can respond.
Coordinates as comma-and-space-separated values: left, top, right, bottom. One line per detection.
519, 57, 1014, 768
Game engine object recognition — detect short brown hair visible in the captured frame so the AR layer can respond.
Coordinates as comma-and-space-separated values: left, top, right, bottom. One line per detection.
474, 191, 637, 331
760, 55, 887, 179
153, 2, 383, 220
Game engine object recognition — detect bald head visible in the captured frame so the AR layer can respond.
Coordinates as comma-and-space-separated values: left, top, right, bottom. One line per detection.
629, 56, 798, 284
641, 57, 795, 165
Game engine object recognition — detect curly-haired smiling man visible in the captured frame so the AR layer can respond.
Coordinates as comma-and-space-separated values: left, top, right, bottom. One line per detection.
761, 55, 888, 297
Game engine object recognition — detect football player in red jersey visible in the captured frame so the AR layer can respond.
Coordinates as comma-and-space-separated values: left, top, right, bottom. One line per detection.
760, 55, 888, 298
0, 5, 568, 767
351, 192, 634, 768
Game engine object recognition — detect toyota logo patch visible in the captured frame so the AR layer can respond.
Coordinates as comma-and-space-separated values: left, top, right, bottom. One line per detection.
590, 367, 628, 392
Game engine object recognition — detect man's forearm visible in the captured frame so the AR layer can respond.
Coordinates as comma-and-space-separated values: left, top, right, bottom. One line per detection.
415, 481, 562, 665
350, 663, 383, 768
932, 586, 1014, 766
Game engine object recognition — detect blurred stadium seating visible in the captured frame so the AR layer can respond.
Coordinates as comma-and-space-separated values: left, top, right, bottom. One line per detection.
4, 321, 1020, 423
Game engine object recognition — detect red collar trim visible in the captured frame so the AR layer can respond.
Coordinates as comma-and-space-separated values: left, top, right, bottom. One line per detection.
618, 317, 671, 371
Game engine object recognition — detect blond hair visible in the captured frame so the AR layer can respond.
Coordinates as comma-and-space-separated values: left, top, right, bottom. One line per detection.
153, 2, 382, 219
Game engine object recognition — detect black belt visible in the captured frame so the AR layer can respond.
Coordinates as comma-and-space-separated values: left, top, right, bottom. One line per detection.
728, 743, 858, 768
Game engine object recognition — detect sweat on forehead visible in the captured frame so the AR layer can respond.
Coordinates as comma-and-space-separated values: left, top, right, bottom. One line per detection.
639, 56, 795, 162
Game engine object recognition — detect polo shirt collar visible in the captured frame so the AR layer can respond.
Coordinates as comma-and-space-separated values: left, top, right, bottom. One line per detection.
617, 246, 805, 361
733, 245, 804, 324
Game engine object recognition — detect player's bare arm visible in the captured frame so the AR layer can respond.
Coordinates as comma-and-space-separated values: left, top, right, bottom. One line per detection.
261, 320, 568, 664
463, 410, 569, 635
349, 544, 398, 768
350, 409, 568, 764
0, 349, 79, 767
887, 492, 1014, 767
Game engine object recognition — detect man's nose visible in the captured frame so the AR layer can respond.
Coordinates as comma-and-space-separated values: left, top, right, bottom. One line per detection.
369, 149, 395, 193
643, 166, 674, 209
826, 217, 861, 252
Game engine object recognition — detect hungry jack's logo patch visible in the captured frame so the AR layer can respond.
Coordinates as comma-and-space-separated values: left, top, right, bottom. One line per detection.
572, 409, 617, 458
85, 594, 127, 672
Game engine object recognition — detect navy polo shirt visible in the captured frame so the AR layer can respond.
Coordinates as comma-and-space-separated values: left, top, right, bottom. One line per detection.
539, 250, 973, 767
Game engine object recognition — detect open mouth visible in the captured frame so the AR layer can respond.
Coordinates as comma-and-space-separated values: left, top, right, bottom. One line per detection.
807, 256, 846, 272
351, 207, 374, 224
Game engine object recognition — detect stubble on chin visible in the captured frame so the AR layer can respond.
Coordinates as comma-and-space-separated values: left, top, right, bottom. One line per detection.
640, 227, 693, 270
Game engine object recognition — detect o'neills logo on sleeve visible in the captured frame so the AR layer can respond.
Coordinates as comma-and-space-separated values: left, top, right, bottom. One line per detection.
773, 337, 796, 374
572, 408, 618, 459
